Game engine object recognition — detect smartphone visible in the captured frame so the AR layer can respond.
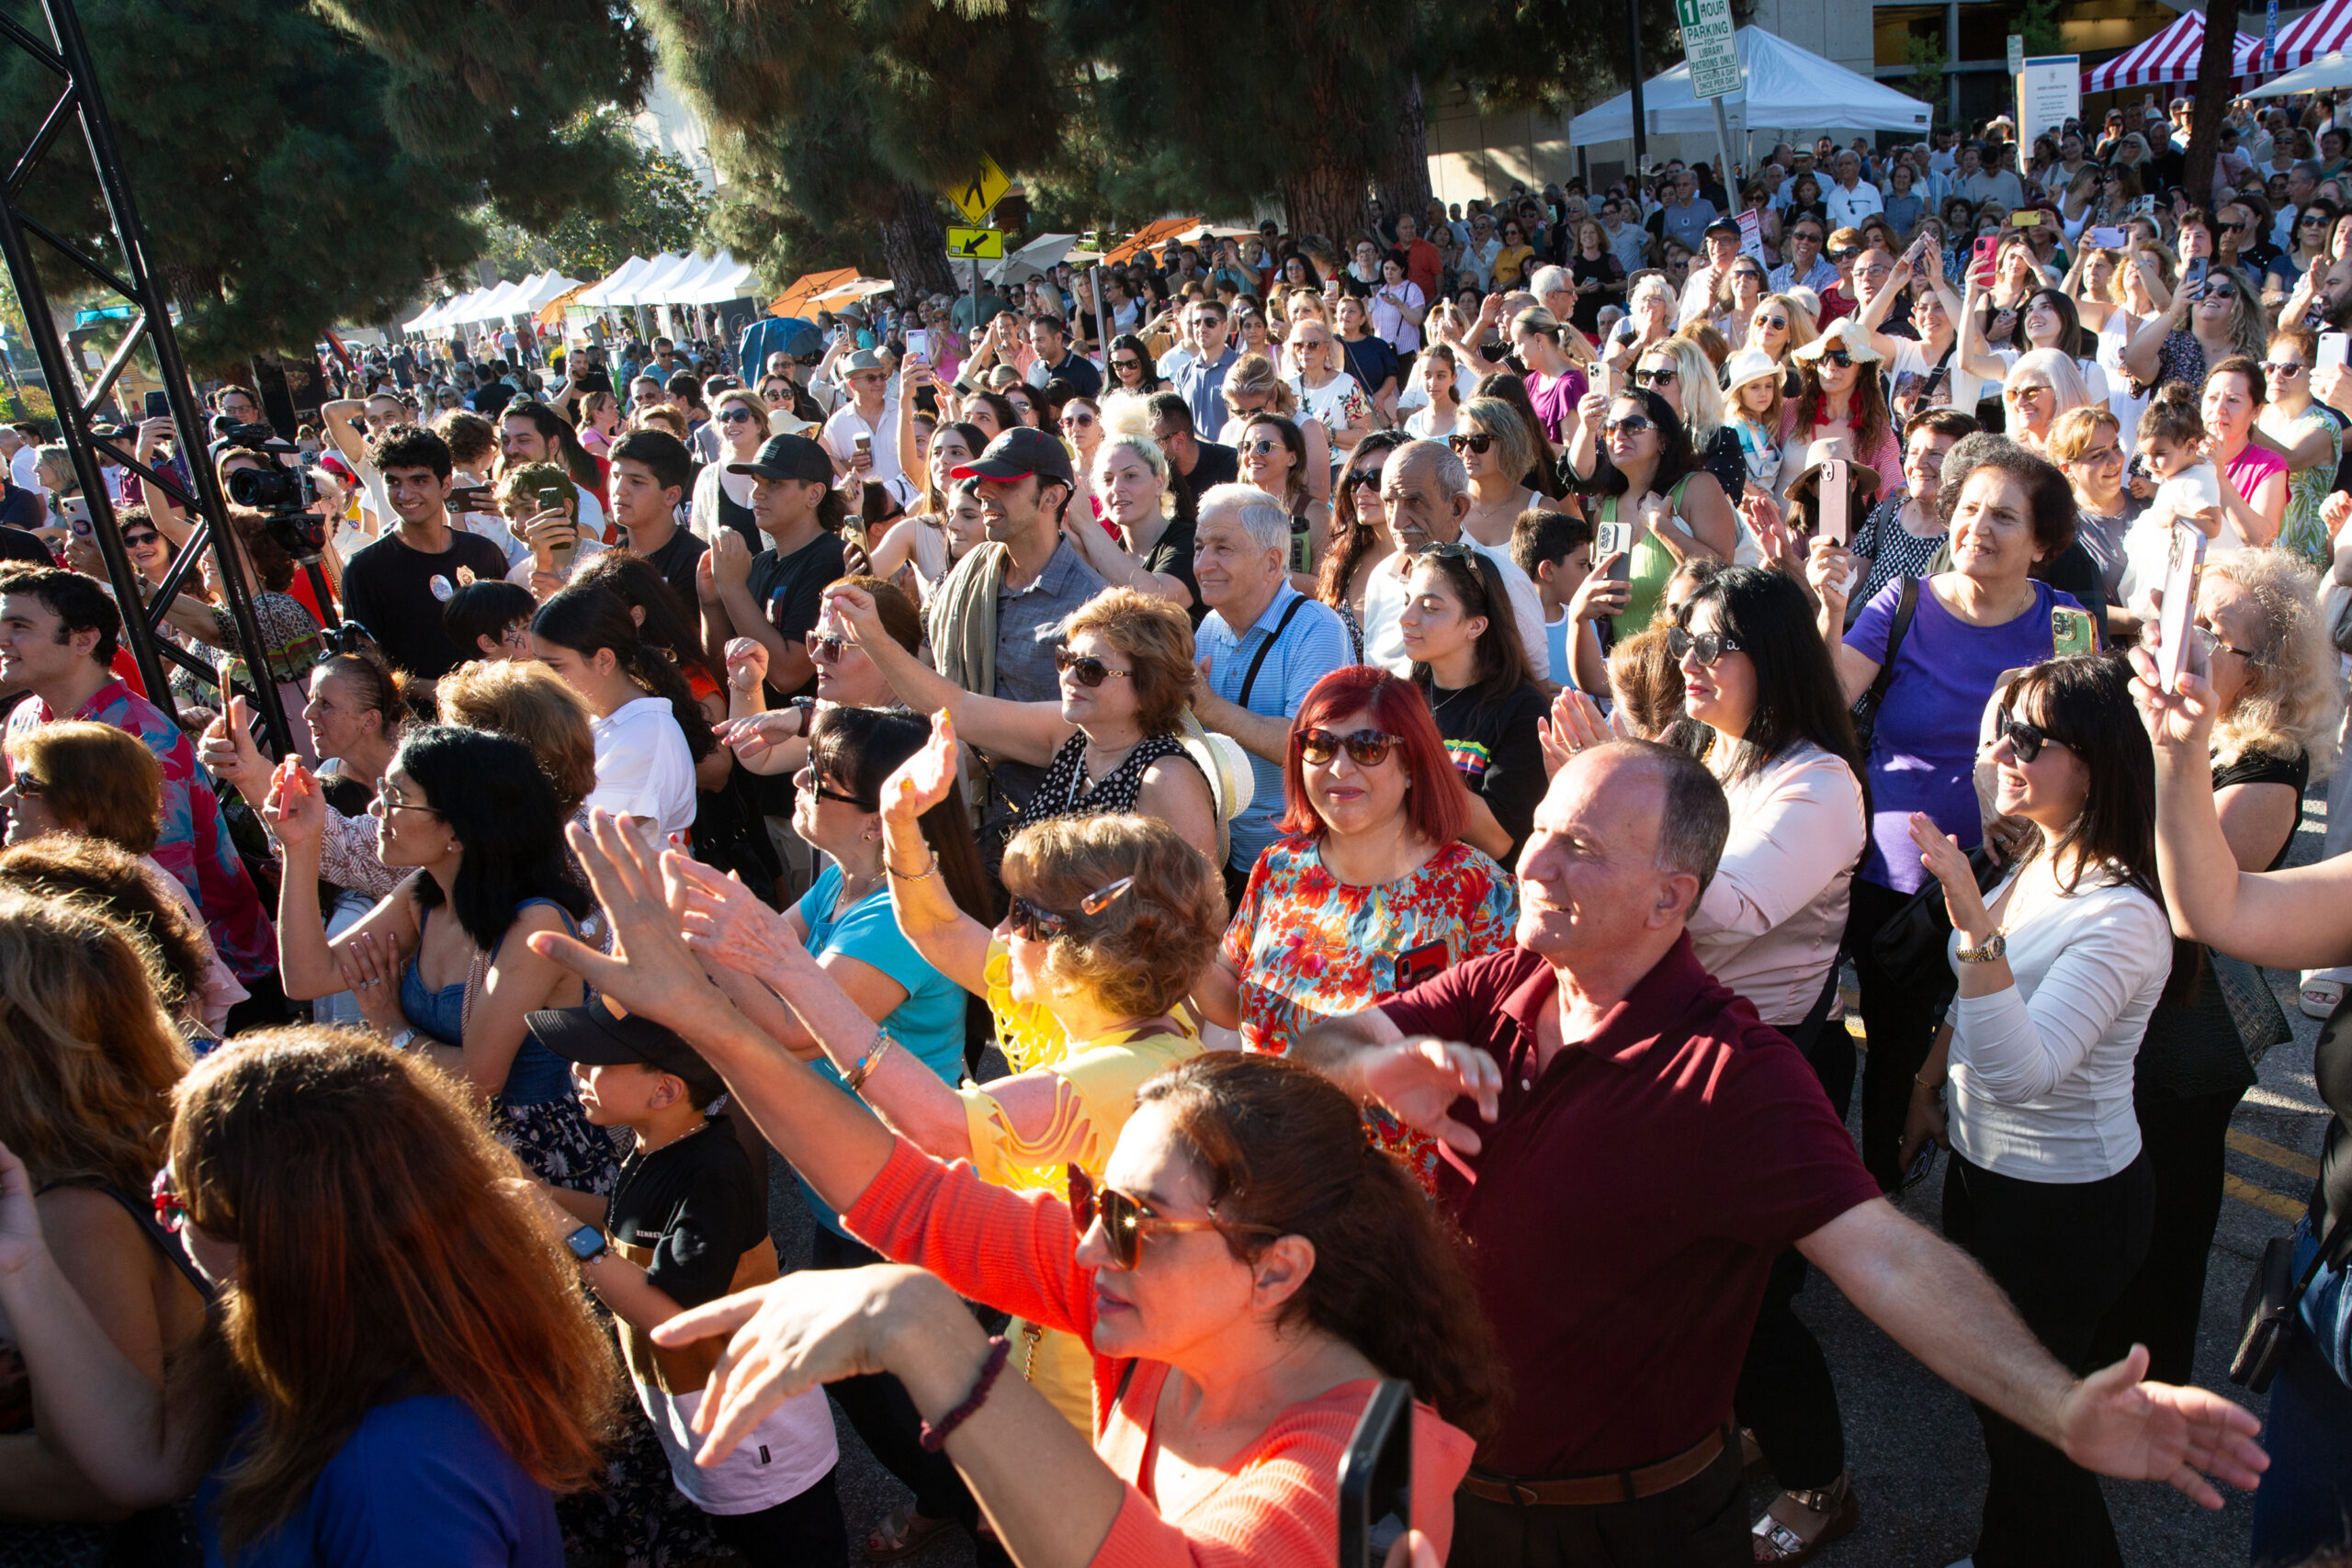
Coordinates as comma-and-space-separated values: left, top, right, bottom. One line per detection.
2324, 333, 2351, 370
1338, 1380, 1415, 1568
1815, 457, 1849, 547
537, 485, 572, 570
2052, 605, 2098, 659
854, 433, 873, 458
447, 484, 492, 513
2154, 524, 2207, 694
57, 494, 91, 539
1594, 520, 1633, 582
1970, 236, 1998, 282
2009, 210, 2043, 229
2183, 255, 2209, 298
1395, 940, 1448, 994
143, 389, 171, 420
2087, 225, 2128, 250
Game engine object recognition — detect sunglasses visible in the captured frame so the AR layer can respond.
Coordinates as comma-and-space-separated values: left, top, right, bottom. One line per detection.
1756, 315, 1789, 332
1343, 468, 1385, 490
2263, 360, 2309, 377
1242, 438, 1283, 457
1447, 432, 1494, 455
793, 763, 871, 810
1298, 726, 1400, 767
2220, 220, 2247, 233
1112, 357, 1142, 371
3, 773, 44, 798
806, 630, 847, 662
1633, 366, 1679, 386
121, 530, 160, 547
718, 408, 759, 423
1995, 710, 2068, 764
1010, 875, 1136, 942
1054, 647, 1134, 687
1666, 626, 1744, 666
1065, 1163, 1278, 1271
1603, 414, 1655, 436
1820, 349, 1854, 368
151, 1168, 187, 1234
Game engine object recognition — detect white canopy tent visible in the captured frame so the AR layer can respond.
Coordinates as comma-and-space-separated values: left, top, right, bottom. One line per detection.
2244, 50, 2352, 97
614, 253, 699, 308
988, 232, 1078, 286
679, 252, 759, 304
575, 254, 651, 310
1568, 27, 1930, 147
516, 272, 585, 310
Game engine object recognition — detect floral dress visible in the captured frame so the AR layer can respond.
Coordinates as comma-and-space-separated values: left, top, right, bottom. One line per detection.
1223, 836, 1516, 1190
2273, 404, 2343, 569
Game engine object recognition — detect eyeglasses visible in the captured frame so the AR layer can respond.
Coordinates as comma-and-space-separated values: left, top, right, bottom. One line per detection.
2, 773, 44, 798
1416, 540, 1479, 564
718, 408, 758, 424
1297, 727, 1401, 767
1066, 1162, 1280, 1270
1010, 876, 1135, 943
2192, 619, 2263, 662
1242, 438, 1283, 457
1756, 315, 1788, 333
1053, 647, 1134, 687
1447, 432, 1494, 455
1633, 366, 1679, 387
368, 787, 441, 818
1604, 414, 1656, 436
121, 530, 160, 547
1792, 231, 1825, 245
151, 1168, 187, 1235
1111, 357, 1142, 372
1667, 626, 1744, 666
2220, 220, 2247, 233
2204, 284, 2239, 301
2262, 360, 2309, 377
806, 630, 847, 662
2303, 215, 2332, 227
1995, 709, 2070, 763
2006, 383, 2052, 401
792, 763, 871, 810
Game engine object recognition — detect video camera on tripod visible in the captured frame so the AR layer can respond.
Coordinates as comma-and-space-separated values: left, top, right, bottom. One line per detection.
218, 421, 327, 565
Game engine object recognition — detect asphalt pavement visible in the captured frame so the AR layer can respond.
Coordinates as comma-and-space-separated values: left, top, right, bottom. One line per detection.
762, 794, 2339, 1568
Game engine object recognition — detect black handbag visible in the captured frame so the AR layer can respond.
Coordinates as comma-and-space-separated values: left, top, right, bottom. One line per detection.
1849, 575, 1918, 758
1868, 844, 2005, 996
2231, 1210, 2352, 1392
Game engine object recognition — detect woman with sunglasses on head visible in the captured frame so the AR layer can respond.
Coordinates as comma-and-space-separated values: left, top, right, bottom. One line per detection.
1447, 396, 1546, 551
2255, 326, 2343, 568
1398, 543, 1548, 864
1194, 666, 1513, 1192
0, 1028, 618, 1567
1898, 655, 2175, 1568
1576, 388, 1739, 637
827, 581, 1221, 865
2123, 259, 2268, 398
542, 816, 1496, 1568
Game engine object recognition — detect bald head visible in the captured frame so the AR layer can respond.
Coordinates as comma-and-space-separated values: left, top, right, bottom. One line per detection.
1514, 740, 1729, 967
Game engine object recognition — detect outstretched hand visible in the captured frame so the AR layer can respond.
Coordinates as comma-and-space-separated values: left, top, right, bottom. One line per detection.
670, 855, 811, 985
524, 810, 738, 1043
879, 711, 961, 827
2056, 1344, 2267, 1508
1536, 687, 1608, 779
1356, 1037, 1501, 1155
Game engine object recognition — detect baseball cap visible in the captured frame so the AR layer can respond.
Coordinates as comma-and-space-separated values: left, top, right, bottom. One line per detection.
952, 426, 1075, 488
526, 996, 726, 1105
1704, 217, 1742, 240
728, 433, 833, 484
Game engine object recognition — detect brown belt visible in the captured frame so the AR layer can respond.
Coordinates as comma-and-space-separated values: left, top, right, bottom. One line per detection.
1459, 1425, 1733, 1507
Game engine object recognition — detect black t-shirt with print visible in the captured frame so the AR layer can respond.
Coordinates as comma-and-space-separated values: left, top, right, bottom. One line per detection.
1423, 680, 1551, 867
746, 531, 849, 703
609, 1115, 768, 1310
339, 525, 514, 680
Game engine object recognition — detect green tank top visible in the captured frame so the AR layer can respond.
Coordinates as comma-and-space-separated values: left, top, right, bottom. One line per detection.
1601, 476, 1690, 637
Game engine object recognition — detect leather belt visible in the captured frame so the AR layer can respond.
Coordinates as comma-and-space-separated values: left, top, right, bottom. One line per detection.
1459, 1425, 1733, 1507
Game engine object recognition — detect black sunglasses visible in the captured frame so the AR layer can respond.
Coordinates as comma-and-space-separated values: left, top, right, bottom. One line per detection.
1995, 709, 2068, 764
1054, 647, 1134, 687
1066, 1163, 1279, 1270
1010, 876, 1135, 943
1112, 356, 1142, 371
1667, 626, 1744, 666
1633, 366, 1679, 386
1821, 349, 1854, 368
1297, 727, 1400, 767
1447, 432, 1494, 455
718, 408, 759, 423
1343, 468, 1385, 490
1603, 413, 1655, 436
121, 530, 161, 547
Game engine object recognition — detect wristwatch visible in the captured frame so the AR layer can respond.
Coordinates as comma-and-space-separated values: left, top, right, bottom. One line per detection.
1954, 931, 2008, 964
563, 1224, 609, 1266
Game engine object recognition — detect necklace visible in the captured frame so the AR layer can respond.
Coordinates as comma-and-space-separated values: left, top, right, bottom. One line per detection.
611, 1117, 716, 1220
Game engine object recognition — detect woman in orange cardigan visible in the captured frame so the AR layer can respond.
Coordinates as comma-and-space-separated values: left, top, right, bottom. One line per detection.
531, 808, 1499, 1568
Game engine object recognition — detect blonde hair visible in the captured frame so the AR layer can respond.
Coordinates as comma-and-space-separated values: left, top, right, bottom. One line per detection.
2205, 548, 2345, 777
1645, 334, 1725, 444
1754, 292, 1819, 359
1457, 396, 1538, 488
1091, 433, 1174, 521
5, 720, 163, 854
435, 660, 598, 816
711, 387, 771, 427
1000, 813, 1226, 1019
2045, 406, 2121, 465
0, 889, 188, 1190
1223, 353, 1299, 418
1629, 275, 1676, 313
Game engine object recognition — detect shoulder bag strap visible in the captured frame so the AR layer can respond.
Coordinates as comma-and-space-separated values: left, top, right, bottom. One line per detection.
1237, 593, 1313, 712
1862, 575, 1920, 714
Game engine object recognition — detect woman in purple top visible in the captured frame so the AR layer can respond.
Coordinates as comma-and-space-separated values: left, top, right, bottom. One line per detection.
1807, 434, 2086, 1192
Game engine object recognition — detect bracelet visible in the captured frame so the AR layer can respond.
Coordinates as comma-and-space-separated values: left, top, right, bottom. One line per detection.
387, 1027, 419, 1051
919, 1336, 1011, 1451
843, 1027, 896, 1094
887, 853, 940, 882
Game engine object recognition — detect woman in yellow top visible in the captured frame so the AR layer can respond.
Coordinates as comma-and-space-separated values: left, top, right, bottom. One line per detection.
671, 710, 1225, 1432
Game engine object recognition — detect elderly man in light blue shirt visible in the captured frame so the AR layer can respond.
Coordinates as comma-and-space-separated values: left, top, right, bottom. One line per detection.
1188, 483, 1351, 895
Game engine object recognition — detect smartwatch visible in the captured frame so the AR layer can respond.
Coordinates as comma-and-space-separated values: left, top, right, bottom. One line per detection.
563, 1224, 609, 1266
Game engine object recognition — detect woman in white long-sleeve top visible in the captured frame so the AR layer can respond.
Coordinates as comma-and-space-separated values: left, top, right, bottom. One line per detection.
1905, 652, 2175, 1568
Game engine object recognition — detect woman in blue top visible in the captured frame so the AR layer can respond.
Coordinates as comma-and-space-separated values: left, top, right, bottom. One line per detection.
1808, 434, 2087, 1193
0, 1029, 616, 1568
268, 726, 614, 1194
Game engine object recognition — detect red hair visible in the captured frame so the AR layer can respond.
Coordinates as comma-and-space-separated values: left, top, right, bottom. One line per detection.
1278, 666, 1469, 847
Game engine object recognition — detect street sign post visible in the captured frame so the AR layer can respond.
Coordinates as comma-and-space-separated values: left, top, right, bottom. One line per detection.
2265, 0, 2280, 72
949, 155, 1011, 225
1676, 0, 1744, 183
946, 226, 1005, 260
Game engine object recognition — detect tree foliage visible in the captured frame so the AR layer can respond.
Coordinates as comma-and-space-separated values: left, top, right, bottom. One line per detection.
478, 110, 712, 278
0, 0, 645, 371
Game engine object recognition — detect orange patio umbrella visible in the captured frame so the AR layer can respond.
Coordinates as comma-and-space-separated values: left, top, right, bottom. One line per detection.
769, 266, 860, 318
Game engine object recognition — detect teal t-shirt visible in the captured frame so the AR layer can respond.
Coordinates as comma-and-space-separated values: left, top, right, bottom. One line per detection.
793, 864, 968, 1235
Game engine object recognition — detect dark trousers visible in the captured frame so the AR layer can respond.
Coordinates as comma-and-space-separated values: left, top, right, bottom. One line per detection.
808, 1229, 1011, 1568
708, 1468, 849, 1568
2090, 1086, 2245, 1385
1848, 877, 1951, 1190
1449, 1441, 1748, 1568
1734, 1019, 1857, 1493
1942, 1150, 2154, 1568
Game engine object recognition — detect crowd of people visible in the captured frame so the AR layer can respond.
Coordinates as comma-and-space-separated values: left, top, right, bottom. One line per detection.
2, 93, 2351, 1568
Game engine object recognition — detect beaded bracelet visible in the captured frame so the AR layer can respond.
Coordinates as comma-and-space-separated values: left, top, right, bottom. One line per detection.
843, 1027, 896, 1094
919, 1336, 1011, 1451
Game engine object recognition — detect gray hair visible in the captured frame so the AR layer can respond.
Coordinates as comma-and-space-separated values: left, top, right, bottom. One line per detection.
1590, 739, 1730, 901
1529, 265, 1571, 299
1393, 437, 1468, 503
1197, 482, 1291, 555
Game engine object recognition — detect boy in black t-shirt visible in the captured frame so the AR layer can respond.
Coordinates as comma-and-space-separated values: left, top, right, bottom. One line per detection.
529, 1000, 843, 1566
338, 424, 514, 680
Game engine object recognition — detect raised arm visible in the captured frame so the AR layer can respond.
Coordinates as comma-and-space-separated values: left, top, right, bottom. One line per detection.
825, 581, 1073, 765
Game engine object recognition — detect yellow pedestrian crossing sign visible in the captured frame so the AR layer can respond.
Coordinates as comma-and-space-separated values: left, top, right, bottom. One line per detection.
948, 155, 1010, 223
947, 226, 1005, 260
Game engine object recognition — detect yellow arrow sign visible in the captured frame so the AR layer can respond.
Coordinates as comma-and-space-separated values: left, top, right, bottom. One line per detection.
946, 225, 1005, 260
948, 155, 1010, 223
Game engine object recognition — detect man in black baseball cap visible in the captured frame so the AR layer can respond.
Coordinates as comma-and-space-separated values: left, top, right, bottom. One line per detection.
950, 425, 1075, 491
725, 432, 834, 486
707, 428, 850, 733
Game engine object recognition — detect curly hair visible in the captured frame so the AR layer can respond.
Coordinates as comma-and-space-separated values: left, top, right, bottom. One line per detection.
1062, 587, 1198, 736
0, 834, 211, 1015
2204, 548, 2345, 778
1000, 812, 1224, 1019
434, 661, 598, 817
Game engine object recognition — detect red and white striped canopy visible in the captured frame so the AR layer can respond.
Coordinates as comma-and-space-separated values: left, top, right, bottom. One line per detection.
2273, 0, 2352, 69
2084, 10, 2267, 93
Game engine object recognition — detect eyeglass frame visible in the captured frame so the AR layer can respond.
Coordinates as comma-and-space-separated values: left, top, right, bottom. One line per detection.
1666, 626, 1745, 667
1065, 1162, 1280, 1270
1053, 646, 1134, 687
1008, 875, 1136, 943
1296, 727, 1401, 768
368, 785, 443, 818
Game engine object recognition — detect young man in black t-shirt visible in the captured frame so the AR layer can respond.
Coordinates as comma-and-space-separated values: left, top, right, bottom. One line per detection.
337, 425, 510, 682
527, 1001, 843, 1567
699, 434, 848, 705
608, 428, 706, 613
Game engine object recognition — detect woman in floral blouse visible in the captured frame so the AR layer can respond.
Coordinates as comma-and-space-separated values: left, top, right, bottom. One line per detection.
1194, 665, 1516, 1190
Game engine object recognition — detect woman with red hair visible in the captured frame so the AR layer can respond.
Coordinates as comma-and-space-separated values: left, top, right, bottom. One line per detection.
1193, 666, 1516, 1190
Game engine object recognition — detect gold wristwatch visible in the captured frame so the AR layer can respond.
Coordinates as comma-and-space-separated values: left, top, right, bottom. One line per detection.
1955, 931, 2007, 964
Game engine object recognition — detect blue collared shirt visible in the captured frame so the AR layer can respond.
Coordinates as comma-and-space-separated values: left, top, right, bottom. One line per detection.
1196, 581, 1351, 874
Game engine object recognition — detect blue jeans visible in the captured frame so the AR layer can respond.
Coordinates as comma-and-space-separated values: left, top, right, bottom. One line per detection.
2251, 1219, 2352, 1565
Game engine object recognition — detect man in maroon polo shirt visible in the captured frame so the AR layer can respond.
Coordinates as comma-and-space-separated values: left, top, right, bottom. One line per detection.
1298, 740, 2264, 1568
